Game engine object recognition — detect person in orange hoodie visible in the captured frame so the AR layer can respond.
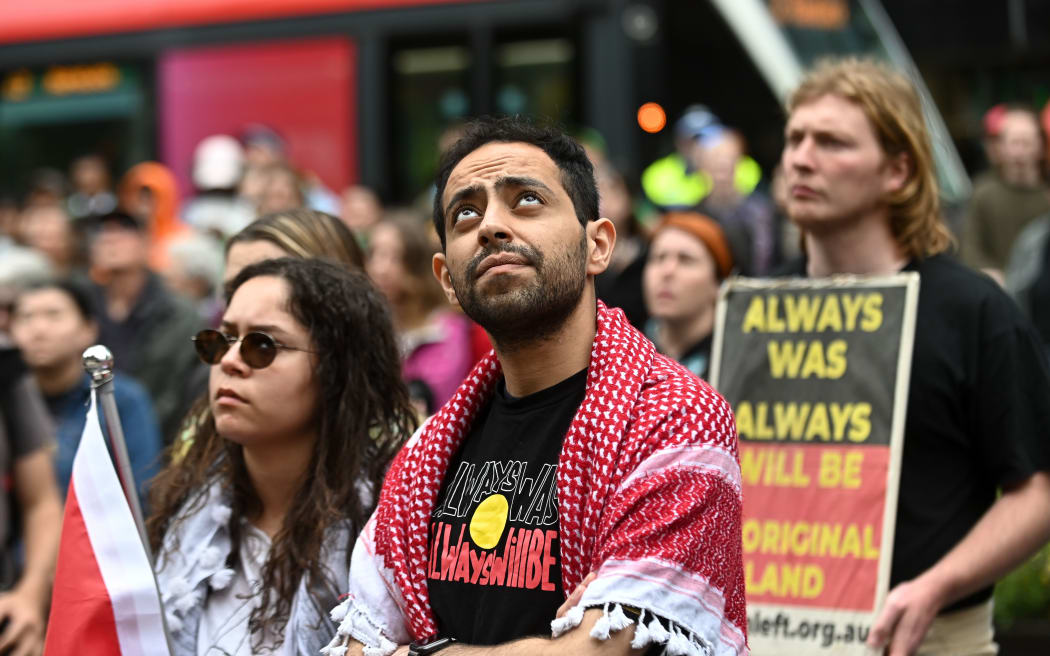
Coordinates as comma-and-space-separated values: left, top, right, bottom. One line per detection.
118, 162, 190, 273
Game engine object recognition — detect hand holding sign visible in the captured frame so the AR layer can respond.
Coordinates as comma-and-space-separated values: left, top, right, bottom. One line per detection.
867, 574, 949, 656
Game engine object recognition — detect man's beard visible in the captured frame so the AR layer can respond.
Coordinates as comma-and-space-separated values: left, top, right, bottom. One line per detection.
449, 231, 588, 352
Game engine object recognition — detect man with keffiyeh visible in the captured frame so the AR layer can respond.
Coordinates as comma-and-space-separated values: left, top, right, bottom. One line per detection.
325, 117, 748, 656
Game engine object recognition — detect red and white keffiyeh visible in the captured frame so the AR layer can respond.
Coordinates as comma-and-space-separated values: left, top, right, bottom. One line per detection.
325, 303, 747, 655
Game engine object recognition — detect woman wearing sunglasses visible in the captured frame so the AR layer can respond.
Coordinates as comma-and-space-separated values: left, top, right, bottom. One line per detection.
170, 209, 365, 447
147, 257, 415, 655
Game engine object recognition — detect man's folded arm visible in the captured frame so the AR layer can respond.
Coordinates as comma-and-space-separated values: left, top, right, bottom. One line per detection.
344, 610, 643, 656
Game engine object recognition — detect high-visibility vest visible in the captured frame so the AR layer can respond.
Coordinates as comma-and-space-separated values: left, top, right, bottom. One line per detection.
641, 153, 762, 208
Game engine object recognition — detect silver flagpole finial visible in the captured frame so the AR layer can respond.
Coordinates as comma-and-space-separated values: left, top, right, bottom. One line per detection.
82, 345, 115, 385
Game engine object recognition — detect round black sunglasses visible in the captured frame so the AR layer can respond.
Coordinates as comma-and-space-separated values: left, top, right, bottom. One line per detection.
192, 329, 315, 369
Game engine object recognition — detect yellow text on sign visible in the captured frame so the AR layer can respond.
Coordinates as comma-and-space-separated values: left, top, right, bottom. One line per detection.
767, 339, 847, 379
741, 446, 863, 488
741, 292, 883, 333
819, 451, 862, 488
735, 401, 872, 443
742, 520, 880, 559
745, 561, 824, 599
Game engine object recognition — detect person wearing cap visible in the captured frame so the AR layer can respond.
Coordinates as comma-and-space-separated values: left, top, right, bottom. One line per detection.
640, 105, 719, 209
640, 105, 763, 212
643, 212, 732, 380
182, 135, 255, 239
698, 129, 776, 275
961, 105, 1050, 281
239, 123, 341, 216
85, 210, 203, 444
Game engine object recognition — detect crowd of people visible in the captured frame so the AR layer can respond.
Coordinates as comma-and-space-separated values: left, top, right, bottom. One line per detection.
0, 56, 1048, 655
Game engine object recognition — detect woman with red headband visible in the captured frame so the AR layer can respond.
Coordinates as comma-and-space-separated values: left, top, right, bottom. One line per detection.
642, 211, 734, 380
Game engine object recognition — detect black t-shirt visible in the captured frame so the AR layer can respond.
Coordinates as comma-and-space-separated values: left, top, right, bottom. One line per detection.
427, 368, 588, 645
782, 254, 1050, 611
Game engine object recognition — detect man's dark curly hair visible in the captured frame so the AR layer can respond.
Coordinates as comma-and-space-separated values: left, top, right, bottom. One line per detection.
148, 257, 415, 648
432, 116, 599, 248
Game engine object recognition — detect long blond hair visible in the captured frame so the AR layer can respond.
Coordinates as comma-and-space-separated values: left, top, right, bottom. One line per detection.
787, 58, 953, 258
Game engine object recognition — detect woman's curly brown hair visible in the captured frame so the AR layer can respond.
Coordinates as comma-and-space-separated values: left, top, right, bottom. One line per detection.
147, 257, 416, 646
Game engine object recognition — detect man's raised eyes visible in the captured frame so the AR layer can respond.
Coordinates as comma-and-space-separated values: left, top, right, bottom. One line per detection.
451, 192, 544, 224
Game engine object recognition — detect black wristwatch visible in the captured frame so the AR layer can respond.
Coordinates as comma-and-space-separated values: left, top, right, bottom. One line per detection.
408, 637, 458, 655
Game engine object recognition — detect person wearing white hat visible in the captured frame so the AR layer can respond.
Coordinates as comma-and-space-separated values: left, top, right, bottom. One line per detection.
182, 135, 255, 239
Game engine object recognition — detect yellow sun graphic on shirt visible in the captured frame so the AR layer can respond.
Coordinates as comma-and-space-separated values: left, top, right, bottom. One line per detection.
469, 493, 509, 549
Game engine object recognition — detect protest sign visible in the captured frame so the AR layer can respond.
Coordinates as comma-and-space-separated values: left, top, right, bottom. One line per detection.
709, 274, 919, 655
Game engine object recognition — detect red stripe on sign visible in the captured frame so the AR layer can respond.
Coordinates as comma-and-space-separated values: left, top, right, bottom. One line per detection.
43, 484, 123, 655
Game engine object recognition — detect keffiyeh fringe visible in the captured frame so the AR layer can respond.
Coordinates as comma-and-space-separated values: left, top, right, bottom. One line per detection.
322, 597, 398, 656
552, 604, 714, 656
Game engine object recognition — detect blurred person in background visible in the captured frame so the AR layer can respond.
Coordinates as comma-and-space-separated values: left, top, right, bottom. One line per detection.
255, 163, 306, 216
641, 105, 762, 213
0, 248, 52, 335
962, 106, 1050, 282
1005, 206, 1050, 363
1043, 102, 1050, 158
10, 279, 161, 503
592, 162, 649, 329
241, 124, 287, 171
0, 340, 62, 656
119, 161, 190, 273
238, 125, 286, 210
368, 212, 474, 410
86, 210, 202, 444
972, 104, 1007, 189
643, 212, 732, 380
66, 154, 117, 220
223, 209, 365, 288
698, 127, 775, 275
340, 184, 384, 247
240, 124, 340, 215
1005, 104, 1050, 361
1007, 104, 1050, 362
0, 195, 20, 238
182, 135, 254, 240
641, 105, 721, 209
164, 234, 226, 325
17, 204, 80, 276
22, 169, 67, 211
148, 257, 413, 654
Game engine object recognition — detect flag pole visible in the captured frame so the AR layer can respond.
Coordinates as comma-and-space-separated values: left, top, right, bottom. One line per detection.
82, 344, 152, 561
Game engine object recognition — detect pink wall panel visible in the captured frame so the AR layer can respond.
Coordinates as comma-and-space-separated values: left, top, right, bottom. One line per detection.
159, 37, 356, 201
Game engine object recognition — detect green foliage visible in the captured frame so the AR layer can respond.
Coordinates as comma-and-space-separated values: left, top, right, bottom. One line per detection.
994, 542, 1050, 629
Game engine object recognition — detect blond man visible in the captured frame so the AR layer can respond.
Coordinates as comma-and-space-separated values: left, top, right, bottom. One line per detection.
780, 59, 1050, 655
